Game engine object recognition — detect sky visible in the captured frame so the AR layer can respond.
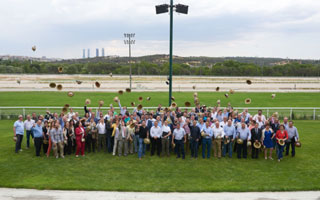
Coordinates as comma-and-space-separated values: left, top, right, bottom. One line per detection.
1, 0, 320, 59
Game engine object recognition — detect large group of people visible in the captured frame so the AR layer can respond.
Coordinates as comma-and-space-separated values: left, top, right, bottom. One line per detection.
13, 100, 301, 162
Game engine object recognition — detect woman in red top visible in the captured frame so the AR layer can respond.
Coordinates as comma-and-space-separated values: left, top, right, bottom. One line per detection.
275, 124, 288, 162
75, 120, 86, 157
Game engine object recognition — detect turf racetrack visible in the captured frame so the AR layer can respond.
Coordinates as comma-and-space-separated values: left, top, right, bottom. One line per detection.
0, 120, 319, 192
0, 91, 320, 107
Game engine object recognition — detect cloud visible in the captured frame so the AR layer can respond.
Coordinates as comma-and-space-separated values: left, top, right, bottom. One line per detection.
0, 0, 320, 59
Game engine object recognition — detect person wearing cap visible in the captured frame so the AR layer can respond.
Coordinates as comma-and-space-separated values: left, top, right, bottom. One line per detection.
150, 121, 162, 156
285, 121, 299, 157
118, 100, 127, 116
13, 115, 24, 153
251, 122, 262, 159
236, 123, 251, 159
223, 120, 236, 158
161, 120, 172, 157
31, 120, 43, 157
24, 115, 35, 149
212, 121, 225, 158
172, 123, 186, 159
202, 121, 213, 159
190, 120, 201, 158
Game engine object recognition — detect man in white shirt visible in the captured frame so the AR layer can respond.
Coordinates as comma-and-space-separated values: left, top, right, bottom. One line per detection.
212, 121, 225, 158
24, 115, 35, 149
150, 121, 162, 156
67, 108, 76, 121
253, 110, 266, 123
172, 123, 186, 159
161, 121, 172, 157
96, 119, 106, 152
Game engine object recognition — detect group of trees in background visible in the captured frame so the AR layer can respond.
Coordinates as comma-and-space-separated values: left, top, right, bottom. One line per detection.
1, 59, 320, 77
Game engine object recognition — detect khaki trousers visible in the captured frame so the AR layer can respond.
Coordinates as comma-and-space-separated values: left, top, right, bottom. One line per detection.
53, 142, 64, 158
213, 139, 222, 158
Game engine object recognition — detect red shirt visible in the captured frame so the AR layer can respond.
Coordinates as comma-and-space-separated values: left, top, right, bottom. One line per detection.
75, 126, 85, 141
275, 130, 288, 143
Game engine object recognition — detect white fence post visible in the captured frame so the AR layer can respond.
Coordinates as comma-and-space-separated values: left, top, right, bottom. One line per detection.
313, 108, 316, 120
23, 108, 25, 118
290, 108, 293, 120
267, 109, 269, 118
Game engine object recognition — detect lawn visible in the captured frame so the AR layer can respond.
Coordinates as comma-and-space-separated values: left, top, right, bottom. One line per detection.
0, 91, 320, 108
0, 120, 319, 192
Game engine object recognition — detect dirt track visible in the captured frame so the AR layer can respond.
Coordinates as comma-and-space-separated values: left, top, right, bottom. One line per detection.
0, 74, 320, 92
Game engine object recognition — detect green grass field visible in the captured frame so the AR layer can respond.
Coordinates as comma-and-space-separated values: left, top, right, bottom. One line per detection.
0, 120, 319, 192
1, 91, 320, 107
1, 91, 320, 120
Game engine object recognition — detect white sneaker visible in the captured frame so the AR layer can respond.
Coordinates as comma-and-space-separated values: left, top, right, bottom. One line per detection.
76, 155, 79, 158
19, 149, 23, 152
56, 156, 59, 159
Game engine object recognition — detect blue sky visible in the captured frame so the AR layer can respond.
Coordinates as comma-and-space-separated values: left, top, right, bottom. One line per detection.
1, 0, 320, 59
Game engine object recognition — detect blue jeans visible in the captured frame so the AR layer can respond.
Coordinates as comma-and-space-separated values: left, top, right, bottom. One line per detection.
277, 143, 285, 160
138, 138, 146, 158
190, 139, 199, 158
26, 130, 34, 148
134, 135, 139, 153
175, 139, 185, 159
222, 141, 233, 158
202, 138, 212, 158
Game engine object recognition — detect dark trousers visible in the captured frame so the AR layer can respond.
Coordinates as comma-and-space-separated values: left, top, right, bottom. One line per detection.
15, 134, 23, 153
237, 140, 247, 159
151, 138, 161, 156
202, 138, 212, 159
66, 139, 73, 155
43, 142, 48, 154
86, 134, 96, 153
26, 130, 33, 148
252, 146, 259, 159
277, 143, 285, 159
107, 135, 113, 153
285, 139, 296, 157
175, 139, 185, 159
34, 137, 42, 156
190, 139, 199, 158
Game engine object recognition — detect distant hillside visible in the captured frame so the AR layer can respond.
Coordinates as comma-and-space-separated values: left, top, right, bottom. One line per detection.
54, 54, 320, 67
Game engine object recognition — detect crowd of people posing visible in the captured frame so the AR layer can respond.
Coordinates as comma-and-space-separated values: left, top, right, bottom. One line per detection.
13, 101, 301, 162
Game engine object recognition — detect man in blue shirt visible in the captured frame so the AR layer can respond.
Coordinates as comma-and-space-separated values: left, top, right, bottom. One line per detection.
31, 120, 43, 156
13, 115, 24, 153
223, 120, 236, 158
236, 123, 251, 159
202, 122, 213, 159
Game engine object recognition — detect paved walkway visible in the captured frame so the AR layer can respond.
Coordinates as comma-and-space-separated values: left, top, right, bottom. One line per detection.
0, 188, 319, 200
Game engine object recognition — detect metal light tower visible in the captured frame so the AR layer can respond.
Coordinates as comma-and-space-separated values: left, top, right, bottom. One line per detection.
155, 1, 188, 106
124, 33, 135, 90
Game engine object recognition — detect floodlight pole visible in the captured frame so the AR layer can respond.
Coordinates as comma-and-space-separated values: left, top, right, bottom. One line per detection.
124, 33, 135, 90
169, 0, 173, 107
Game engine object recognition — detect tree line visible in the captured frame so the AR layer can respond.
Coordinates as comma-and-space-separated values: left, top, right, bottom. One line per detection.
0, 59, 320, 77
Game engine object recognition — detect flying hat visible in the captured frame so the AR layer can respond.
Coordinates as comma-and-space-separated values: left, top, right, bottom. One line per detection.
49, 83, 56, 88
56, 84, 63, 91
67, 91, 74, 97
95, 81, 101, 88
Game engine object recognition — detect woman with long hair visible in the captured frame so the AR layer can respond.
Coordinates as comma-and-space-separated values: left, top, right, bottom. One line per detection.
275, 124, 288, 162
42, 121, 49, 154
63, 121, 69, 155
262, 124, 274, 160
46, 120, 55, 157
75, 120, 86, 157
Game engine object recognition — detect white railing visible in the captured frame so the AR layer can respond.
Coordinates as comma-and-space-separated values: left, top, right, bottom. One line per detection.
0, 106, 319, 120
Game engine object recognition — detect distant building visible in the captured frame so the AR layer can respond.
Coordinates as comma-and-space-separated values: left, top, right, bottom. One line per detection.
102, 48, 105, 57
87, 49, 90, 58
82, 49, 85, 59
96, 48, 99, 57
